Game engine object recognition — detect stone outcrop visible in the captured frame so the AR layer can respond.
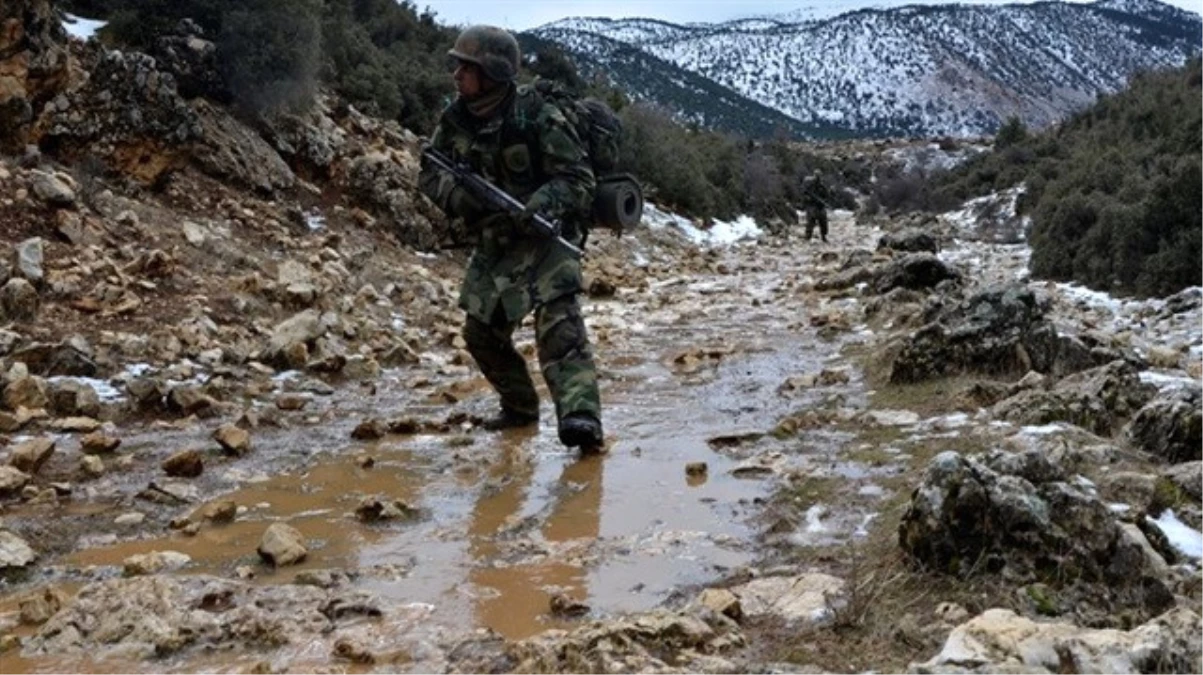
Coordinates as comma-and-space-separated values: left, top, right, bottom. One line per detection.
888, 284, 1114, 383
911, 607, 1201, 674
24, 575, 380, 659
1127, 385, 1202, 464
879, 228, 940, 254
1, 0, 71, 151
899, 449, 1177, 623
993, 360, 1156, 436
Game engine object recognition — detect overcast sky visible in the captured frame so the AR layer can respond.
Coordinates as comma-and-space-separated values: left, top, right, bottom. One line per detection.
418, 0, 1202, 31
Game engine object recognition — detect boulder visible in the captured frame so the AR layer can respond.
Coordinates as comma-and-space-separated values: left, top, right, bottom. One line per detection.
729, 573, 845, 624
0, 530, 36, 568
22, 575, 377, 659
0, 0, 71, 151
871, 253, 960, 294
347, 151, 441, 251
878, 228, 939, 254
9, 437, 56, 474
0, 465, 30, 496
50, 379, 101, 417
14, 238, 45, 283
911, 607, 1201, 674
0, 277, 40, 321
257, 523, 307, 566
1127, 386, 1202, 464
899, 449, 1174, 622
28, 172, 74, 208
265, 310, 324, 368
889, 285, 1110, 384
994, 360, 1155, 436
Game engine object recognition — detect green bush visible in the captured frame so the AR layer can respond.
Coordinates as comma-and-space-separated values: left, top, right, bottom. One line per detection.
218, 0, 323, 115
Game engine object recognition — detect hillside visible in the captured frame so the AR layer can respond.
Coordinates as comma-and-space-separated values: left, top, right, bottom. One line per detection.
531, 0, 1202, 138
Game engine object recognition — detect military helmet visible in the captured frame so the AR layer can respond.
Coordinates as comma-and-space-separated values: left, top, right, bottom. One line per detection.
448, 25, 521, 82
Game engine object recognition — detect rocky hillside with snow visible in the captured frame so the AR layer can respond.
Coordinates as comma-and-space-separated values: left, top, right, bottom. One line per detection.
530, 0, 1202, 138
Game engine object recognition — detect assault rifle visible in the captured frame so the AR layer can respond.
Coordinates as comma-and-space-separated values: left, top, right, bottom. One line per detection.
422, 146, 583, 258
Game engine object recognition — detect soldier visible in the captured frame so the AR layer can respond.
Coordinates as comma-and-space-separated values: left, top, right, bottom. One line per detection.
418, 26, 604, 453
800, 169, 831, 242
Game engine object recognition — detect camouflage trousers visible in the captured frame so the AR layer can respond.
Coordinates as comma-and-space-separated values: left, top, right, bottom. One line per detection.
462, 293, 601, 423
805, 208, 828, 241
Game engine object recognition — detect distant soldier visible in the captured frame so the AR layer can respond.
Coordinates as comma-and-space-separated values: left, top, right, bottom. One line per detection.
418, 26, 604, 454
800, 169, 831, 242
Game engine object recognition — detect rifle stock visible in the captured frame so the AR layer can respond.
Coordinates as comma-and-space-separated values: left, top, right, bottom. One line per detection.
422, 147, 583, 257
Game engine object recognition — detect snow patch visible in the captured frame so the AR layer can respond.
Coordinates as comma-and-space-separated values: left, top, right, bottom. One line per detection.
1148, 510, 1203, 560
62, 13, 106, 40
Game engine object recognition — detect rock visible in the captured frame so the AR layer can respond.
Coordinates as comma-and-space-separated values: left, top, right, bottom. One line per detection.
332, 637, 376, 665
49, 379, 101, 417
890, 285, 1052, 383
191, 99, 296, 193
354, 496, 419, 522
549, 593, 590, 617
195, 500, 237, 524
80, 431, 121, 454
1161, 461, 1202, 501
0, 466, 30, 495
351, 418, 386, 440
21, 575, 341, 658
276, 394, 309, 411
994, 360, 1156, 436
80, 455, 104, 478
14, 238, 45, 283
162, 449, 203, 478
257, 523, 307, 566
123, 551, 192, 576
114, 512, 146, 526
9, 437, 55, 474
0, 530, 36, 568
695, 588, 743, 622
29, 171, 75, 208
899, 450, 1173, 621
871, 253, 959, 294
878, 228, 939, 254
212, 424, 251, 456
1127, 386, 1201, 464
126, 377, 167, 408
265, 310, 324, 369
730, 574, 845, 624
3, 373, 49, 410
0, 0, 71, 152
347, 152, 440, 251
165, 386, 216, 416
1163, 287, 1202, 315
0, 278, 40, 321
19, 587, 68, 625
685, 461, 709, 476
910, 607, 1202, 674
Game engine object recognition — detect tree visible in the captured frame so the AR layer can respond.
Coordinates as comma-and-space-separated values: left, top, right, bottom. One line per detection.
217, 0, 323, 115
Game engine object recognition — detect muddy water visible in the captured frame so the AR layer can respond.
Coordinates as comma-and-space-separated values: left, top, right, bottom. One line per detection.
2, 240, 867, 672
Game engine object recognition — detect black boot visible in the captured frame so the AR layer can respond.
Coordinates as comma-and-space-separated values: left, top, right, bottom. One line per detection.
558, 412, 603, 449
481, 407, 538, 431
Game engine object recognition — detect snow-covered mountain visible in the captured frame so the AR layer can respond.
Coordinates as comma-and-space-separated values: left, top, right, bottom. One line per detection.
528, 0, 1202, 138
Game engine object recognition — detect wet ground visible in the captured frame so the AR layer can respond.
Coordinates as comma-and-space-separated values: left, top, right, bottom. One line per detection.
2, 217, 885, 672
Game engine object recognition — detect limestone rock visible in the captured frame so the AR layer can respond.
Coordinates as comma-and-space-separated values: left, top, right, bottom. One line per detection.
3, 373, 49, 410
899, 449, 1173, 621
162, 449, 203, 478
879, 228, 939, 254
212, 423, 251, 456
19, 587, 68, 625
0, 530, 36, 568
0, 278, 40, 322
9, 437, 56, 474
258, 523, 307, 566
911, 607, 1201, 674
80, 431, 121, 454
0, 465, 31, 496
730, 574, 845, 624
1127, 386, 1202, 464
14, 237, 45, 283
123, 551, 192, 577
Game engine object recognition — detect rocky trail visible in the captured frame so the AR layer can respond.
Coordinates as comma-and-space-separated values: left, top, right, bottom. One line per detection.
2, 5, 1202, 672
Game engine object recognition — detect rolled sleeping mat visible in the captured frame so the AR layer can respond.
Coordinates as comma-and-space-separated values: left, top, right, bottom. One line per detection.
593, 174, 643, 233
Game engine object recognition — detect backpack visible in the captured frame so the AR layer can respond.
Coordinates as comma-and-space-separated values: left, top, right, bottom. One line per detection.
531, 79, 642, 233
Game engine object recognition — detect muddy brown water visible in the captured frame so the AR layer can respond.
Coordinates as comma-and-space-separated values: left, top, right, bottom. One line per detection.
1, 244, 879, 672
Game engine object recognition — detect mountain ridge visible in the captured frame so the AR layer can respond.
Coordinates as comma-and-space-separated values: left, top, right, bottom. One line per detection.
529, 0, 1202, 138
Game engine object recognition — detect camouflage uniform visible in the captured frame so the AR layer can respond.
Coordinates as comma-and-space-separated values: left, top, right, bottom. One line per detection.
419, 78, 602, 432
801, 173, 831, 242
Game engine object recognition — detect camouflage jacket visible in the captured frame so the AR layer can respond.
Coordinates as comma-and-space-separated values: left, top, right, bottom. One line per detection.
420, 84, 595, 324
801, 176, 830, 210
